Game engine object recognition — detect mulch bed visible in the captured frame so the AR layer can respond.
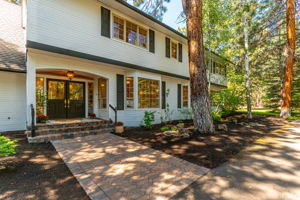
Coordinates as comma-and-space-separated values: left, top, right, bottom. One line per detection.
0, 132, 89, 200
114, 114, 287, 169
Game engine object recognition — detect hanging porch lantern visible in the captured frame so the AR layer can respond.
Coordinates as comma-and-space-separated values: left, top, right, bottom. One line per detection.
66, 71, 75, 80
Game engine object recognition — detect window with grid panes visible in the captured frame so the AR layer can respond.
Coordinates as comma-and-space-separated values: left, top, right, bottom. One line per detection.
182, 86, 189, 107
126, 21, 138, 45
138, 78, 160, 108
113, 16, 124, 40
171, 42, 177, 59
126, 77, 134, 108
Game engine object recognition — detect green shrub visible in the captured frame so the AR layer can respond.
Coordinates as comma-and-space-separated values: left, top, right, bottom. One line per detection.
143, 111, 156, 129
212, 110, 222, 122
171, 127, 178, 131
212, 89, 242, 115
160, 126, 170, 131
0, 136, 17, 157
286, 116, 300, 120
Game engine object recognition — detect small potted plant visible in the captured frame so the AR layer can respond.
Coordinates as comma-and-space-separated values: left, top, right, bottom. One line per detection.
115, 121, 124, 134
37, 115, 48, 123
88, 112, 96, 119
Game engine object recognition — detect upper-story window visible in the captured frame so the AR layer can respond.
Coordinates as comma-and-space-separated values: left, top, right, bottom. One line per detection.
126, 21, 138, 45
138, 27, 147, 48
113, 16, 124, 40
113, 14, 148, 49
171, 42, 177, 59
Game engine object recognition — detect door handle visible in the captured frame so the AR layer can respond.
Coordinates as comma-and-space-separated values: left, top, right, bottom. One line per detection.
64, 99, 67, 108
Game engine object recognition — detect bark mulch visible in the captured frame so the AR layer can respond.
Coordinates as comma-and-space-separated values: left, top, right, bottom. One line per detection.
114, 114, 287, 169
0, 132, 89, 200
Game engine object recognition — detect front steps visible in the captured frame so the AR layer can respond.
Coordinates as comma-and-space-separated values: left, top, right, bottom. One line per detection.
25, 119, 114, 143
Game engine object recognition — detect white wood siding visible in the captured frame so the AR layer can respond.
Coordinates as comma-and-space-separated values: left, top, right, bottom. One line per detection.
27, 0, 190, 78
0, 72, 26, 132
27, 50, 191, 126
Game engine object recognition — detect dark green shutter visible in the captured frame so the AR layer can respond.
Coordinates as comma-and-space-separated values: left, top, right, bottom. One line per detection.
165, 37, 170, 58
116, 74, 124, 110
149, 29, 155, 53
178, 43, 182, 62
178, 84, 182, 108
101, 7, 110, 38
161, 81, 166, 109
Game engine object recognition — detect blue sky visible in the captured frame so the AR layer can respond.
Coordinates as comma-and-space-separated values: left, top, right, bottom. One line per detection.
161, 0, 185, 30
127, 0, 185, 30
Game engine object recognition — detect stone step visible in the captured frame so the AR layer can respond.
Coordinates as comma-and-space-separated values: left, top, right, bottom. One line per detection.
25, 124, 113, 137
27, 128, 114, 143
27, 119, 112, 131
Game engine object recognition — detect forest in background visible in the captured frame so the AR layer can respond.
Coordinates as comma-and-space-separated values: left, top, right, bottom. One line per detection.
130, 0, 300, 113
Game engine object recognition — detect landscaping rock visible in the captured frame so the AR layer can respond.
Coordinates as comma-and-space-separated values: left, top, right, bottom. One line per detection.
217, 124, 228, 131
163, 130, 180, 136
249, 122, 266, 127
178, 128, 191, 134
181, 133, 190, 138
239, 122, 248, 126
176, 123, 185, 128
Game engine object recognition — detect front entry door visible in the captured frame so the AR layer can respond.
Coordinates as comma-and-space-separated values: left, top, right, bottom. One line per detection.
47, 79, 85, 119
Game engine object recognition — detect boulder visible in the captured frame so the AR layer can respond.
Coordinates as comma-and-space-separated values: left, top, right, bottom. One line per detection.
217, 124, 228, 131
176, 123, 185, 128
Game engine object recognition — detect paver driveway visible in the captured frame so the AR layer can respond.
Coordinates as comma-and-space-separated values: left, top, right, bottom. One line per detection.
52, 133, 209, 200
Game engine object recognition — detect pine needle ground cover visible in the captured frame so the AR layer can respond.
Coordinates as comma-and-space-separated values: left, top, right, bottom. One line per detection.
114, 114, 287, 169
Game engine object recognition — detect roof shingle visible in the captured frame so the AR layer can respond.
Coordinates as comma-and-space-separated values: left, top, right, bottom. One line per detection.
0, 0, 26, 72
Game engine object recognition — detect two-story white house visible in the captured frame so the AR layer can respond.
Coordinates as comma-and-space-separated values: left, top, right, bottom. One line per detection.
0, 0, 229, 134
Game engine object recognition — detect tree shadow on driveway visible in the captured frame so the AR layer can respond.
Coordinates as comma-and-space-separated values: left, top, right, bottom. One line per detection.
173, 124, 300, 200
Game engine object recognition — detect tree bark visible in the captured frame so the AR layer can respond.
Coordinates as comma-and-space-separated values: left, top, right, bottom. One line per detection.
281, 0, 296, 118
243, 1, 252, 119
182, 0, 214, 133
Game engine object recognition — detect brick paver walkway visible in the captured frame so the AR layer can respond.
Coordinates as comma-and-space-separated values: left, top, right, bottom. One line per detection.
52, 133, 209, 200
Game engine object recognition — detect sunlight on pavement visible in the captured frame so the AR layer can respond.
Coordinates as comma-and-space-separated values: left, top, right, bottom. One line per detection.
52, 133, 209, 200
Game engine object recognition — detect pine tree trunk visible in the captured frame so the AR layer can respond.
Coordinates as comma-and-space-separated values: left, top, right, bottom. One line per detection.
281, 0, 296, 118
182, 0, 214, 133
243, 0, 252, 119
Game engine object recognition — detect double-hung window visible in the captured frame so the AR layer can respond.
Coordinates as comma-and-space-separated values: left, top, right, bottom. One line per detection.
113, 16, 124, 40
171, 42, 177, 59
138, 27, 147, 48
126, 77, 134, 108
126, 21, 138, 45
112, 15, 148, 49
182, 86, 189, 107
99, 78, 107, 109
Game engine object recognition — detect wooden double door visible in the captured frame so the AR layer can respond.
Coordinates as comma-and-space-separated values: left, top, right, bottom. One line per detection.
47, 79, 85, 119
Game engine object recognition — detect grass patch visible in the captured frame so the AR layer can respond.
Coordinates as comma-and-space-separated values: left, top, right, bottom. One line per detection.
237, 108, 300, 120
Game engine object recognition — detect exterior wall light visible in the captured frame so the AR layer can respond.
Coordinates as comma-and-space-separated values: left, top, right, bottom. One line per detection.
66, 71, 75, 80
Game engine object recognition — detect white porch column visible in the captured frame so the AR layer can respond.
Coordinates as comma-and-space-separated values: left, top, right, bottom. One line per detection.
26, 57, 36, 127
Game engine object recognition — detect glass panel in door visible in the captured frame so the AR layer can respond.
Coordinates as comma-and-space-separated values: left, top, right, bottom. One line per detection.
67, 82, 85, 118
47, 80, 66, 119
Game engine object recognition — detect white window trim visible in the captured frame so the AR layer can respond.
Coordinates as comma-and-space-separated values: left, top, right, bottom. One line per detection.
125, 76, 135, 109
111, 14, 149, 51
182, 85, 189, 108
137, 76, 161, 109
